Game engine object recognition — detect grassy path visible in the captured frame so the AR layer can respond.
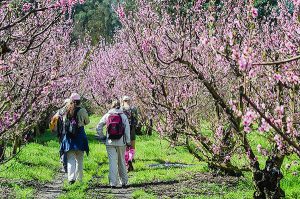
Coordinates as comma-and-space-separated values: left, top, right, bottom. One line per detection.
58, 116, 248, 199
1, 115, 300, 198
35, 172, 66, 199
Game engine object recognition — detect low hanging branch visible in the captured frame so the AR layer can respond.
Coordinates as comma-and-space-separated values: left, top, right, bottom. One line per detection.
252, 55, 300, 66
241, 92, 300, 155
0, 7, 52, 31
211, 43, 300, 67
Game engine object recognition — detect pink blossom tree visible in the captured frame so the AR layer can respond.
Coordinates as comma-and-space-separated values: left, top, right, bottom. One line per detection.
86, 0, 300, 197
0, 0, 87, 162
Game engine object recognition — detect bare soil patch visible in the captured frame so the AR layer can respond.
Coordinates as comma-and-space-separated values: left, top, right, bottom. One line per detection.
35, 171, 66, 199
0, 185, 13, 198
87, 171, 239, 198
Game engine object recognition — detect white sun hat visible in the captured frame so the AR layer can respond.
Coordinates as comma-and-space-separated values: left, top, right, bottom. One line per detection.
70, 93, 81, 101
122, 96, 131, 101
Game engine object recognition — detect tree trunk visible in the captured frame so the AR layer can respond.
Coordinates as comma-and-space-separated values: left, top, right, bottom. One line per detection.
0, 141, 5, 161
39, 123, 46, 135
34, 125, 41, 136
146, 118, 153, 136
12, 136, 21, 155
253, 158, 285, 199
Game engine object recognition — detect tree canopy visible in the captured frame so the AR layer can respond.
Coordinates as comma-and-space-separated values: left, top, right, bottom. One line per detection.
72, 0, 121, 45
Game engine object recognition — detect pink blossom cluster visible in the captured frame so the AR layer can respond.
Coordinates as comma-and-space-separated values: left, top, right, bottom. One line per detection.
242, 110, 257, 132
22, 3, 32, 12
54, 0, 85, 8
116, 6, 126, 20
258, 119, 271, 133
274, 134, 286, 154
251, 8, 258, 18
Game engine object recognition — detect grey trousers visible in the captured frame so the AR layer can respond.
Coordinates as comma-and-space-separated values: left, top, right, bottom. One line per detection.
106, 145, 128, 186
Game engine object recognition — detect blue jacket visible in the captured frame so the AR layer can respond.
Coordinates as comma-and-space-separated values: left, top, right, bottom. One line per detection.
60, 127, 89, 155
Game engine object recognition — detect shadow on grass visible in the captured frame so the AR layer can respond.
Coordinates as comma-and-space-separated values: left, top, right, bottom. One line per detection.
136, 158, 168, 164
136, 158, 195, 166
88, 179, 180, 189
34, 131, 58, 144
132, 167, 191, 173
0, 178, 42, 188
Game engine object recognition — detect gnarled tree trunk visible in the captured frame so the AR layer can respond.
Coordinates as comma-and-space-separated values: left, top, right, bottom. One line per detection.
253, 157, 285, 199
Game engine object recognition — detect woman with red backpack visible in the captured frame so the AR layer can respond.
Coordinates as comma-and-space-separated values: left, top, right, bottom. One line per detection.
96, 99, 131, 188
60, 93, 90, 184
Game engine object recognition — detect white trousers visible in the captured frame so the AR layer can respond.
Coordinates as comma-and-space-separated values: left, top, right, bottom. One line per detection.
67, 150, 84, 182
106, 146, 128, 186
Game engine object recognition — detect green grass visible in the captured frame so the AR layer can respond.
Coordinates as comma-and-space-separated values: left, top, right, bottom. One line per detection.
1, 115, 300, 199
118, 133, 207, 185
0, 130, 60, 198
13, 185, 35, 199
132, 190, 156, 199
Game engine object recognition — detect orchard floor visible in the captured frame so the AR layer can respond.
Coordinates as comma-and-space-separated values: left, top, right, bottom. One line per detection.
0, 115, 300, 199
87, 172, 239, 199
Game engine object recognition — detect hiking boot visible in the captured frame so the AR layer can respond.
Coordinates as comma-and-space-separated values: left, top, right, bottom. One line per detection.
122, 184, 129, 189
69, 180, 75, 185
128, 161, 134, 172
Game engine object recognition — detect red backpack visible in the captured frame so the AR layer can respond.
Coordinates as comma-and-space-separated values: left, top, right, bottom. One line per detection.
106, 113, 125, 139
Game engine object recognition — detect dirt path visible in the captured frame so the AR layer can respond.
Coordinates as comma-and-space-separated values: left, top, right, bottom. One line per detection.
87, 162, 239, 199
87, 161, 133, 199
88, 186, 133, 199
0, 184, 13, 198
35, 171, 66, 199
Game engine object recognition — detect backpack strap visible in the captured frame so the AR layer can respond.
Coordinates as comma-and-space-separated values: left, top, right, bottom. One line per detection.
73, 107, 81, 123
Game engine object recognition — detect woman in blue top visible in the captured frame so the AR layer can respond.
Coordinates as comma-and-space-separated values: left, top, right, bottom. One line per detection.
60, 93, 90, 184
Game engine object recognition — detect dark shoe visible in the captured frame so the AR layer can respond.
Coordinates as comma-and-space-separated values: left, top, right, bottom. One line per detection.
69, 180, 75, 185
128, 161, 134, 172
122, 184, 129, 189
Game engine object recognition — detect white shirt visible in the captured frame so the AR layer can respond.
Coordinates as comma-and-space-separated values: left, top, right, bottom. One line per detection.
96, 108, 131, 146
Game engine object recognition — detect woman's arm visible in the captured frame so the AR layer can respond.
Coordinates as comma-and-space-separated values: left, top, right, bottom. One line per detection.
96, 113, 108, 139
